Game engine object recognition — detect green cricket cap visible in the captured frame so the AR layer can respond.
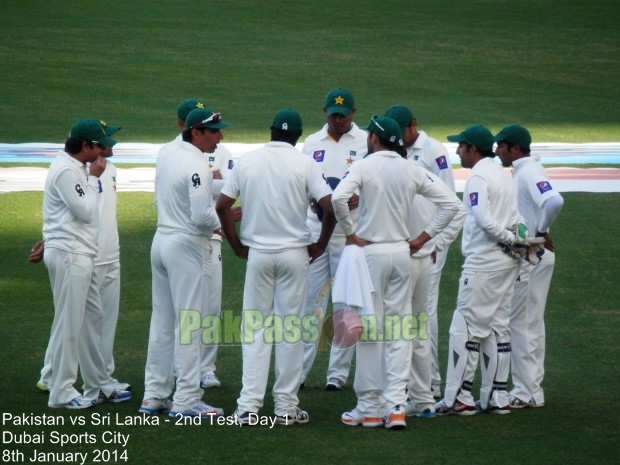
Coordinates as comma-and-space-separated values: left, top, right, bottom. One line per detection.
325, 88, 355, 116
271, 108, 303, 132
384, 105, 415, 129
494, 124, 532, 149
177, 98, 206, 121
69, 119, 117, 148
447, 125, 494, 152
362, 115, 404, 147
100, 119, 121, 136
185, 108, 230, 130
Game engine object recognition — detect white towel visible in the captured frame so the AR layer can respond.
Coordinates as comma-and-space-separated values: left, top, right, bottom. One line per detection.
332, 245, 375, 316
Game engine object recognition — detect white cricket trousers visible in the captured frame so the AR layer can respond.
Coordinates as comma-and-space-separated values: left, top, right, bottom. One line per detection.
237, 247, 309, 416
201, 238, 222, 378
510, 251, 555, 405
39, 260, 119, 395
444, 265, 519, 407
302, 235, 354, 384
353, 243, 413, 417
96, 261, 121, 381
428, 247, 449, 393
144, 231, 211, 408
43, 248, 95, 406
407, 254, 434, 407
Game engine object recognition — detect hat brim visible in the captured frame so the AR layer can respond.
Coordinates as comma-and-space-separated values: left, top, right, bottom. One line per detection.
95, 135, 117, 148
195, 121, 230, 130
326, 106, 353, 117
446, 134, 466, 143
104, 125, 122, 136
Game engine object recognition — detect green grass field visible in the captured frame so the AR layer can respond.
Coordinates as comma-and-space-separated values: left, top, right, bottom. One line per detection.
0, 192, 619, 464
1, 1, 619, 464
0, 0, 619, 144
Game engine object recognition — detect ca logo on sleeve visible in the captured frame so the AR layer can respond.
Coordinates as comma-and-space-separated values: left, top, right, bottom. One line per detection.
191, 173, 201, 188
75, 184, 85, 197
469, 192, 479, 206
536, 181, 553, 194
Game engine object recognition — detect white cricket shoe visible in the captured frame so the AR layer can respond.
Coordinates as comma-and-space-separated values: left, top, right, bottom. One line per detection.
200, 374, 221, 389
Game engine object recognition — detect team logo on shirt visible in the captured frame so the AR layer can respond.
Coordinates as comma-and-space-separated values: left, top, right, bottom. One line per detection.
435, 156, 448, 170
191, 173, 201, 188
469, 192, 479, 206
75, 184, 85, 197
209, 156, 216, 163
228, 159, 234, 170
349, 150, 356, 157
313, 150, 325, 162
536, 181, 553, 194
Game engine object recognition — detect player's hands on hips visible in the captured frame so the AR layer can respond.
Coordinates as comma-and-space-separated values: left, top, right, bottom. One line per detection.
408, 231, 431, 255
89, 156, 107, 178
234, 245, 249, 260
231, 206, 242, 222
347, 193, 359, 211
344, 233, 370, 248
28, 240, 44, 263
307, 243, 326, 264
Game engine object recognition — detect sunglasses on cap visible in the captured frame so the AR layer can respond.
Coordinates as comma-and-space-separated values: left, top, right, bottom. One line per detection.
369, 115, 385, 132
191, 113, 222, 129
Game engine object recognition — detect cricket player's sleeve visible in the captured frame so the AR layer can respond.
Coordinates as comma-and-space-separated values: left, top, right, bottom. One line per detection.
429, 141, 456, 193
56, 168, 99, 224
331, 166, 361, 236
537, 194, 564, 233
467, 174, 515, 245
416, 169, 462, 238
188, 162, 221, 231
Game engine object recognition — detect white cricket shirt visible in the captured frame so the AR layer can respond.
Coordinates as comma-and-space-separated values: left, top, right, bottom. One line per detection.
332, 150, 461, 243
302, 122, 367, 236
154, 140, 220, 239
42, 151, 100, 257
221, 141, 331, 252
461, 157, 520, 270
511, 156, 562, 234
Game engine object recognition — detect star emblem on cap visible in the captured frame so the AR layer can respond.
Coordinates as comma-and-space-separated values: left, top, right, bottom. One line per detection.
196, 102, 205, 109
334, 96, 344, 105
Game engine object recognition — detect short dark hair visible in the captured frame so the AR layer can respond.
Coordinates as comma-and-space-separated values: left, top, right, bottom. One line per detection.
182, 127, 220, 142
479, 147, 496, 158
461, 141, 495, 158
64, 137, 92, 155
377, 136, 406, 158
270, 127, 302, 146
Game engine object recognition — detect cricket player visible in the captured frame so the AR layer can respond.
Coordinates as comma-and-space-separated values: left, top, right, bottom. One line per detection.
40, 119, 116, 409
217, 109, 336, 425
141, 107, 226, 418
301, 87, 367, 391
495, 124, 564, 409
334, 115, 461, 429
385, 105, 466, 416
435, 125, 521, 416
173, 98, 238, 390
34, 122, 131, 401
